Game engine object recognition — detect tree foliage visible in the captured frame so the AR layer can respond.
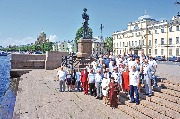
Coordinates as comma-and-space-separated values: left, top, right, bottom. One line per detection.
74, 27, 93, 51
104, 37, 113, 52
2, 42, 53, 52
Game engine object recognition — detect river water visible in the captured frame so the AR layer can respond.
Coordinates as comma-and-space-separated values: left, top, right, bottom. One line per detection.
0, 56, 18, 119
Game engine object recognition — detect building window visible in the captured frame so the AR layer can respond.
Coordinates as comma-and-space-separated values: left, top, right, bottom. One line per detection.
176, 48, 179, 55
155, 30, 158, 34
120, 50, 121, 54
169, 49, 172, 56
149, 31, 151, 34
169, 27, 172, 32
123, 42, 125, 47
120, 42, 121, 47
96, 48, 98, 51
139, 40, 140, 45
132, 33, 134, 37
149, 49, 151, 54
127, 42, 128, 47
149, 40, 151, 46
143, 40, 144, 45
161, 29, 165, 33
169, 38, 172, 45
161, 38, 164, 45
132, 41, 134, 46
176, 26, 179, 31
155, 39, 157, 45
100, 48, 101, 51
135, 41, 137, 46
129, 41, 131, 46
155, 49, 157, 55
176, 37, 179, 44
97, 44, 98, 46
117, 43, 118, 47
161, 49, 164, 55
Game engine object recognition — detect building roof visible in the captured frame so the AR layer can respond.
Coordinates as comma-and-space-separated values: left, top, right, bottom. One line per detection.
138, 14, 156, 21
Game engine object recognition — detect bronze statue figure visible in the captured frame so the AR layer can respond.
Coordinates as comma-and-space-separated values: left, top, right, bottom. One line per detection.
82, 8, 90, 39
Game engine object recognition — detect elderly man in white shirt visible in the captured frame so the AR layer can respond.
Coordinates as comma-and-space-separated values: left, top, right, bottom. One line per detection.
142, 59, 155, 97
129, 65, 140, 105
148, 55, 157, 86
95, 69, 103, 100
88, 69, 96, 96
57, 66, 67, 92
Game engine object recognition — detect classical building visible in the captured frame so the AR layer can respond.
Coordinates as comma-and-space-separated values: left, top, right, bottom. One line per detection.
92, 37, 108, 56
35, 31, 49, 45
112, 13, 180, 58
52, 40, 76, 53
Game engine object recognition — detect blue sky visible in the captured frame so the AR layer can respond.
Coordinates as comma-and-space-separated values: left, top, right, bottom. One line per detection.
0, 0, 179, 47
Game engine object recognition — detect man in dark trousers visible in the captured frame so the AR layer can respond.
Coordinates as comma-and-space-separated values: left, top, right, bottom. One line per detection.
81, 68, 89, 95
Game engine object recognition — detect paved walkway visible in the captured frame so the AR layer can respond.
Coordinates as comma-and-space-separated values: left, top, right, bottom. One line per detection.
13, 69, 132, 119
156, 63, 180, 84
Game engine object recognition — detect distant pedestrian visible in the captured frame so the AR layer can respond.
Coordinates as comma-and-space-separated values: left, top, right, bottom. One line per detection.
57, 66, 67, 92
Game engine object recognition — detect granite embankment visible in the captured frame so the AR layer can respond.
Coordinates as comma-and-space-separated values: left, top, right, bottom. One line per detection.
12, 64, 180, 119
13, 69, 132, 119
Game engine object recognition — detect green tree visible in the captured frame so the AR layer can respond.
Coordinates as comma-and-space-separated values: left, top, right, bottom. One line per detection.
74, 27, 93, 52
104, 37, 113, 52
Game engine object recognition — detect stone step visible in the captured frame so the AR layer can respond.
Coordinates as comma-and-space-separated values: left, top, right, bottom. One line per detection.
158, 82, 180, 92
153, 92, 180, 104
145, 94, 180, 113
120, 96, 170, 119
154, 86, 180, 98
139, 97, 179, 119
120, 93, 180, 119
118, 98, 151, 119
160, 79, 180, 86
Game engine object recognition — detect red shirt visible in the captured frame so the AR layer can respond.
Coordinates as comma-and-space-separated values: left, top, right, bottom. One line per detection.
81, 70, 89, 82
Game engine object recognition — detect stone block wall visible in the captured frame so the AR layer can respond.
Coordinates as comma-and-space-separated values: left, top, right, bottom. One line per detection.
45, 51, 69, 70
11, 51, 69, 70
11, 54, 46, 69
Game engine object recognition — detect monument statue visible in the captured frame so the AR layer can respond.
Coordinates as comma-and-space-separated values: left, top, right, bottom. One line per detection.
82, 8, 90, 39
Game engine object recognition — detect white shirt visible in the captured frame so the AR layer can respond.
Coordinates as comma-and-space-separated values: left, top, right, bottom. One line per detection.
128, 61, 136, 72
111, 72, 122, 84
149, 60, 157, 70
95, 73, 103, 83
91, 61, 97, 70
88, 73, 95, 83
57, 70, 67, 81
129, 71, 139, 86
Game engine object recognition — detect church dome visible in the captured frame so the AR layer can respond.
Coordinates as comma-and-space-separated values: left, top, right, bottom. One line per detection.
138, 14, 152, 21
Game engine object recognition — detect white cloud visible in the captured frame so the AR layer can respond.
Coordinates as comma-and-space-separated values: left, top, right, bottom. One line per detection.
49, 35, 58, 42
0, 37, 35, 47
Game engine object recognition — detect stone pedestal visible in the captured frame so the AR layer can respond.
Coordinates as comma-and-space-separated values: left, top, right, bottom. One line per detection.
77, 39, 93, 58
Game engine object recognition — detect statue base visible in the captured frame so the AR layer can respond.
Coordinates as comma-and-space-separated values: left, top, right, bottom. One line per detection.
77, 39, 93, 58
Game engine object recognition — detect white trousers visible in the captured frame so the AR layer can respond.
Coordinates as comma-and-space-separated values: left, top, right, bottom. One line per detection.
144, 75, 152, 95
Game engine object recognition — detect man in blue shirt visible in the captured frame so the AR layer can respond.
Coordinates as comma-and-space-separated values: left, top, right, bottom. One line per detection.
104, 53, 110, 68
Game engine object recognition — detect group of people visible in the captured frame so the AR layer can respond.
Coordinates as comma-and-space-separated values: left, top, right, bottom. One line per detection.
57, 51, 157, 109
